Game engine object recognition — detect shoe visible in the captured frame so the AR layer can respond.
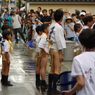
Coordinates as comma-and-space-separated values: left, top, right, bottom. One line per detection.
1, 75, 10, 85
41, 80, 48, 88
47, 88, 52, 95
3, 75, 13, 86
1, 80, 11, 84
51, 89, 60, 94
3, 82, 13, 86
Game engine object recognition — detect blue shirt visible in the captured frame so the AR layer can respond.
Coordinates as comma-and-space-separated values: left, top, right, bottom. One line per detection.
4, 12, 9, 19
74, 33, 79, 45
65, 23, 75, 38
7, 16, 12, 26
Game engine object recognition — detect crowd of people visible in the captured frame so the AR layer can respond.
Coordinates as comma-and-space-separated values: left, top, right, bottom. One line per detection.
0, 6, 95, 95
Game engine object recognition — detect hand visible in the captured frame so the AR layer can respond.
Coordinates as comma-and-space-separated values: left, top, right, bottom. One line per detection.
43, 22, 47, 24
68, 24, 70, 27
62, 90, 73, 95
59, 54, 64, 62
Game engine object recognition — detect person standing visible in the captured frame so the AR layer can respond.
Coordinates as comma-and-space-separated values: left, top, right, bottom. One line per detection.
37, 7, 43, 15
1, 31, 13, 86
64, 16, 75, 41
41, 9, 52, 24
12, 11, 26, 43
38, 24, 49, 88
62, 29, 95, 95
80, 16, 93, 32
6, 13, 13, 27
48, 9, 66, 94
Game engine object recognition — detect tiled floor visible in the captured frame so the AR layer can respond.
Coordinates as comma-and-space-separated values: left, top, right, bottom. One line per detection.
0, 43, 72, 95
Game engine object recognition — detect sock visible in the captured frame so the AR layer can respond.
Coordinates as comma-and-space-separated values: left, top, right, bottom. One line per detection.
36, 74, 40, 82
1, 74, 4, 83
4, 75, 8, 84
48, 74, 53, 89
53, 74, 59, 90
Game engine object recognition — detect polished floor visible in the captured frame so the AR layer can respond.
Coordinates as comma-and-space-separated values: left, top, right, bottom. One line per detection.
0, 43, 72, 95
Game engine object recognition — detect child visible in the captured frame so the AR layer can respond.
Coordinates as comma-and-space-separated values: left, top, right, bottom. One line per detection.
1, 31, 13, 86
35, 26, 43, 86
74, 23, 82, 45
38, 24, 49, 88
62, 29, 95, 95
64, 16, 75, 41
48, 9, 66, 94
73, 23, 82, 56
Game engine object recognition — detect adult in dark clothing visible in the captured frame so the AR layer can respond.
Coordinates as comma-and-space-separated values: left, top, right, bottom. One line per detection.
41, 9, 52, 24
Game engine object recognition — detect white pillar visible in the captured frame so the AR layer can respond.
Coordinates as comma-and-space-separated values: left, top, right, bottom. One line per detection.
26, 2, 29, 13
8, 0, 10, 14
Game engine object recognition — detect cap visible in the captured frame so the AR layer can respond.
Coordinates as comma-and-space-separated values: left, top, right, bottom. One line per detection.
79, 12, 86, 16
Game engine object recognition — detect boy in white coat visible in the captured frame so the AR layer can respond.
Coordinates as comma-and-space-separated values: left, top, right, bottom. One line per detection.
48, 9, 66, 94
38, 24, 49, 88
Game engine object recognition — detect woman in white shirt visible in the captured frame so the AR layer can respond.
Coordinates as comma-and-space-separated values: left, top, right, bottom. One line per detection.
62, 29, 95, 95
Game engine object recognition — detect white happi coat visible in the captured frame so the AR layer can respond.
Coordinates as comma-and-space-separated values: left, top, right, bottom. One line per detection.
38, 33, 49, 54
49, 21, 66, 51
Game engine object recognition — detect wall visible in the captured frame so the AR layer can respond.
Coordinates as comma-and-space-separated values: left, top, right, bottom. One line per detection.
29, 4, 95, 14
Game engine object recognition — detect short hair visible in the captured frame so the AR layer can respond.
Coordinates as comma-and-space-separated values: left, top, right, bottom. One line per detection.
71, 13, 76, 17
54, 9, 64, 22
36, 26, 42, 34
83, 16, 93, 25
30, 9, 34, 13
42, 9, 47, 13
74, 23, 81, 32
49, 9, 53, 12
81, 10, 86, 13
41, 24, 49, 32
38, 7, 42, 10
2, 31, 12, 40
1, 25, 11, 31
35, 11, 40, 16
79, 29, 95, 49
75, 9, 80, 15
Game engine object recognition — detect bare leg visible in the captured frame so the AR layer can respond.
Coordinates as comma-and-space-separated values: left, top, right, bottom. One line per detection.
40, 54, 48, 80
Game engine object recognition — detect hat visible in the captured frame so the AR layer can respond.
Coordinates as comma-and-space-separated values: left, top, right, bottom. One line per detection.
65, 16, 73, 22
79, 12, 86, 16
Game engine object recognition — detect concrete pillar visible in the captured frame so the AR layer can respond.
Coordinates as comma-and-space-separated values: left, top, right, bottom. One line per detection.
26, 2, 29, 13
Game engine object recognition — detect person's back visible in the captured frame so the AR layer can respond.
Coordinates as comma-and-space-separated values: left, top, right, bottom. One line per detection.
12, 14, 21, 29
49, 21, 66, 50
63, 29, 95, 95
7, 16, 12, 26
72, 52, 95, 95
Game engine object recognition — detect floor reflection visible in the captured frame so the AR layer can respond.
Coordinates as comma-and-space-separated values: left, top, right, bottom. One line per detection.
0, 43, 62, 95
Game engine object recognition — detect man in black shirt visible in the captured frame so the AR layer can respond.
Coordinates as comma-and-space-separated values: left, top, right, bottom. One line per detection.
41, 9, 52, 24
